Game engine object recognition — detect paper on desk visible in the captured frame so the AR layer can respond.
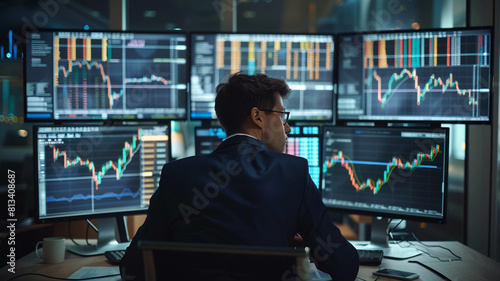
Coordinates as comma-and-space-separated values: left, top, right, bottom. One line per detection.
68, 266, 121, 281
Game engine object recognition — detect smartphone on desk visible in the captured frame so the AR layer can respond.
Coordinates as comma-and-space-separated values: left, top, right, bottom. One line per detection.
373, 268, 419, 280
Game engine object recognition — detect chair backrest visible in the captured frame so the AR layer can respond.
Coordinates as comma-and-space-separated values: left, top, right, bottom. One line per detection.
138, 240, 312, 281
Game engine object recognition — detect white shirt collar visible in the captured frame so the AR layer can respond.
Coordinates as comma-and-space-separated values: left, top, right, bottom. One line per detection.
225, 133, 258, 140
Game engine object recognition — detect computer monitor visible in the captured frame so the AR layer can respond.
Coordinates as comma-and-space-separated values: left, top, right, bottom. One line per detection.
25, 30, 188, 121
194, 125, 321, 187
321, 125, 448, 258
336, 27, 492, 123
34, 124, 171, 255
286, 125, 321, 187
194, 126, 226, 156
190, 32, 335, 122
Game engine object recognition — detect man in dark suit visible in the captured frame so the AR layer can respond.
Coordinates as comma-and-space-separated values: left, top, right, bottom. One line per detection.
120, 73, 359, 280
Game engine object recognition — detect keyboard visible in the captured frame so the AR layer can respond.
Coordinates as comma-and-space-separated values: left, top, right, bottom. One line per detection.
357, 249, 383, 266
104, 250, 125, 265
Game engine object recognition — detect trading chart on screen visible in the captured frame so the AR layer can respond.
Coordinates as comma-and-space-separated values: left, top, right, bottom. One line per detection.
337, 28, 491, 123
321, 126, 447, 219
190, 33, 335, 121
35, 125, 170, 219
194, 125, 321, 186
25, 31, 187, 121
286, 125, 321, 187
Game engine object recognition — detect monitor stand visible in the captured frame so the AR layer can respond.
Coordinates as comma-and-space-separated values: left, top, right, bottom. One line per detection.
352, 217, 421, 259
67, 216, 130, 256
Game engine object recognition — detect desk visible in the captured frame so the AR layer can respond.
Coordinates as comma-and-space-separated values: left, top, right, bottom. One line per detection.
355, 241, 500, 281
1, 241, 499, 281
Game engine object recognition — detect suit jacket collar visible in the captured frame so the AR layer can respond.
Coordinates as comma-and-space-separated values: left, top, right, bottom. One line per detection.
215, 135, 268, 152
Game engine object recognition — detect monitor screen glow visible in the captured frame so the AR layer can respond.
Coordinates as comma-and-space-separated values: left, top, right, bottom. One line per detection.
25, 30, 188, 121
190, 33, 335, 122
336, 27, 492, 123
34, 124, 170, 222
194, 125, 321, 186
321, 126, 448, 222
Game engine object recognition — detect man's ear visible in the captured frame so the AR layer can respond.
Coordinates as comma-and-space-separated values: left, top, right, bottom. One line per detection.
249, 107, 265, 128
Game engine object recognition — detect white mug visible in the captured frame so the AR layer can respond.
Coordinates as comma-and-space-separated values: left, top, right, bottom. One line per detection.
35, 237, 66, 264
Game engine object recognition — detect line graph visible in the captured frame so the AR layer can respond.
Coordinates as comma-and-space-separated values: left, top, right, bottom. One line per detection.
372, 68, 476, 109
323, 144, 441, 194
336, 28, 491, 122
56, 61, 176, 110
37, 125, 170, 217
125, 74, 171, 85
46, 187, 141, 203
363, 31, 489, 119
366, 66, 487, 118
24, 31, 188, 120
321, 126, 447, 216
57, 61, 119, 110
50, 129, 142, 190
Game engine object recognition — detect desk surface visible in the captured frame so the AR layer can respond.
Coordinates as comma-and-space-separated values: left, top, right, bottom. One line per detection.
1, 241, 499, 281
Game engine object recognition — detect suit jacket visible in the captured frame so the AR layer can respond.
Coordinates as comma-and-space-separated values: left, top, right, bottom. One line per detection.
120, 135, 359, 280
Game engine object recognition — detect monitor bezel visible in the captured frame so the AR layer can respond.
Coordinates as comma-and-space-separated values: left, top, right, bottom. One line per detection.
33, 123, 172, 224
335, 26, 493, 125
24, 28, 189, 123
320, 125, 449, 224
188, 31, 336, 123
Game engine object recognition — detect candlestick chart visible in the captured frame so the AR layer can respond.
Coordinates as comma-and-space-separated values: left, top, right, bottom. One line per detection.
54, 35, 186, 118
321, 127, 447, 217
36, 125, 169, 217
323, 144, 441, 195
367, 66, 484, 118
364, 33, 489, 119
25, 31, 187, 121
337, 28, 491, 122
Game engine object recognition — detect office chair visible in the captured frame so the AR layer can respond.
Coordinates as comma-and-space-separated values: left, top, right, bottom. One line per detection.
138, 240, 312, 281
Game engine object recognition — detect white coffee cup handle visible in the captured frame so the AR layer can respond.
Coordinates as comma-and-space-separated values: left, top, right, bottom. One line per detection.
35, 241, 43, 259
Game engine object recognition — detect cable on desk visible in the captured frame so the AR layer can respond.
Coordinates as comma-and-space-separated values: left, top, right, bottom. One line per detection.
85, 221, 91, 246
385, 219, 424, 260
407, 233, 461, 262
386, 218, 393, 236
6, 273, 120, 281
391, 233, 461, 262
68, 220, 100, 247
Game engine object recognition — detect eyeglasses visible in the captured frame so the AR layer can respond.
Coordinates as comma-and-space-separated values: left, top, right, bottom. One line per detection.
258, 109, 290, 125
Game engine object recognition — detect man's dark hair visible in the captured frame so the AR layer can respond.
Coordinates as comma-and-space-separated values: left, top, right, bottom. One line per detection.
215, 73, 290, 133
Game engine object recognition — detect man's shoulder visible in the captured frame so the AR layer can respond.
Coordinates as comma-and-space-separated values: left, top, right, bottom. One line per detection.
270, 150, 306, 160
162, 155, 206, 169
267, 151, 308, 165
